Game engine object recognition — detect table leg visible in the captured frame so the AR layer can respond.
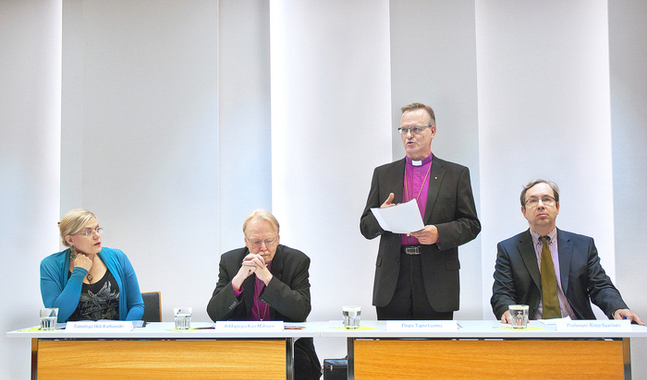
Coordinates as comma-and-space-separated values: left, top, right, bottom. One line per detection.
623, 338, 632, 380
286, 337, 294, 380
31, 338, 38, 380
347, 338, 354, 380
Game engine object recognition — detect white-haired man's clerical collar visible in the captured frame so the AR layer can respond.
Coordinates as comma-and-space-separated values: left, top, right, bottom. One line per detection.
406, 154, 433, 167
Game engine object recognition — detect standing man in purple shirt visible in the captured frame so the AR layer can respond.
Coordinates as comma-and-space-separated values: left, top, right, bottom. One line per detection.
360, 103, 481, 320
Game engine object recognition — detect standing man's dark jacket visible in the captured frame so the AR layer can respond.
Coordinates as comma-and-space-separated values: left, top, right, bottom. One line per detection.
360, 156, 481, 312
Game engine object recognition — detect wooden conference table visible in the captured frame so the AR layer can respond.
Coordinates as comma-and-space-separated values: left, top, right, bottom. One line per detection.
321, 320, 647, 380
6, 321, 320, 380
8, 320, 647, 380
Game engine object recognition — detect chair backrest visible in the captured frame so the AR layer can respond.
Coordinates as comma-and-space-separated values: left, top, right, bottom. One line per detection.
141, 291, 162, 322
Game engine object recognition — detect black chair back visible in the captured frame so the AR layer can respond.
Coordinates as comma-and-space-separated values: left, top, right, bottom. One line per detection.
141, 291, 161, 322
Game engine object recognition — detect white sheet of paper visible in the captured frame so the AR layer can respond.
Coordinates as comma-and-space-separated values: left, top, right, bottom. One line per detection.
370, 199, 425, 234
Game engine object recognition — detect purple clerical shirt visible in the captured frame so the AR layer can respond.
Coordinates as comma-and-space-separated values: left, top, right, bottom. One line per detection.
401, 155, 432, 246
232, 261, 272, 321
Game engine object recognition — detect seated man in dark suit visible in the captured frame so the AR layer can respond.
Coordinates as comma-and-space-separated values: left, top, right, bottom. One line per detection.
207, 209, 321, 379
491, 179, 643, 325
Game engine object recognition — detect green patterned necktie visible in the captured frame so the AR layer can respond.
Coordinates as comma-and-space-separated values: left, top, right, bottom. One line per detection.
540, 236, 561, 319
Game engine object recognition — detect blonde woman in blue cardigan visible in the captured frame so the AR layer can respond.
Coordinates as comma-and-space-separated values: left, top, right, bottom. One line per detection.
40, 209, 144, 322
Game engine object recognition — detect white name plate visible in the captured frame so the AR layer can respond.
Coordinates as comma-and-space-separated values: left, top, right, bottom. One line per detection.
387, 320, 458, 332
556, 319, 631, 332
215, 321, 284, 332
66, 321, 133, 333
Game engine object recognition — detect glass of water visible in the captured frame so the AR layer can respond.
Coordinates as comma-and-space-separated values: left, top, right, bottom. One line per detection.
509, 304, 529, 329
40, 308, 59, 331
342, 306, 361, 329
174, 307, 192, 330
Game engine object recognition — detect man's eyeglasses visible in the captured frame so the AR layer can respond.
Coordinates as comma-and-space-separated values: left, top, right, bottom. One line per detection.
398, 125, 432, 135
525, 197, 556, 207
76, 227, 103, 237
247, 237, 278, 248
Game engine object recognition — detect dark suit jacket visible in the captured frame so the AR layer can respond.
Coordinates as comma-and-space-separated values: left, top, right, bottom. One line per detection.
360, 156, 481, 312
206, 245, 320, 379
207, 244, 311, 322
491, 228, 628, 320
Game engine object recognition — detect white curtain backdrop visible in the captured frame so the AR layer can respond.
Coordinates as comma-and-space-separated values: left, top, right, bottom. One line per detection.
0, 1, 62, 377
270, 0, 393, 359
476, 0, 615, 319
2, 1, 646, 378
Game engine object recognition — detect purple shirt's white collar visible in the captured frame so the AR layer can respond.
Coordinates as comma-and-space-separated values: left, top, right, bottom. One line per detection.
406, 154, 433, 167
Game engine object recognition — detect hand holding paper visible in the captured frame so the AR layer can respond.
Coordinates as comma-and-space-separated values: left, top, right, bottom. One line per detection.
370, 199, 425, 234
410, 224, 439, 244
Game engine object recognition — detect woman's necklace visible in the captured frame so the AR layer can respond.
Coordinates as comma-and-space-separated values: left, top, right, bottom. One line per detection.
404, 162, 432, 202
70, 247, 94, 282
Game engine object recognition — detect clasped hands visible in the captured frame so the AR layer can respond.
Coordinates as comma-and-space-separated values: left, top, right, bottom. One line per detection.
381, 192, 439, 244
232, 252, 273, 291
